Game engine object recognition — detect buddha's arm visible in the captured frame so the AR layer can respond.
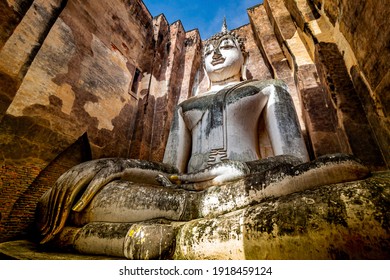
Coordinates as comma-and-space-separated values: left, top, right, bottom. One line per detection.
263, 83, 309, 162
163, 106, 191, 173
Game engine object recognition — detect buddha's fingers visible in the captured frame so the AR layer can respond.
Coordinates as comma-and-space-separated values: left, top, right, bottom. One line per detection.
173, 161, 250, 183
41, 167, 78, 235
40, 173, 95, 243
39, 189, 54, 235
168, 161, 251, 191
39, 160, 105, 243
52, 171, 100, 236
155, 174, 177, 188
72, 161, 122, 212
40, 185, 60, 235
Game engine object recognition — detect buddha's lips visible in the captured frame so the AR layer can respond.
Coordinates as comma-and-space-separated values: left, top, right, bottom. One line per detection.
211, 57, 225, 66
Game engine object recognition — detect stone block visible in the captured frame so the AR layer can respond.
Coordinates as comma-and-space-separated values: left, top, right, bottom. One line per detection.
174, 172, 389, 259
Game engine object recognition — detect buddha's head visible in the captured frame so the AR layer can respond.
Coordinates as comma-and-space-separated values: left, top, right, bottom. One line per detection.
203, 18, 248, 89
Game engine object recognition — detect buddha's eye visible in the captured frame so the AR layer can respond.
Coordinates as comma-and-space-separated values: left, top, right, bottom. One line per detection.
204, 46, 213, 56
219, 39, 235, 49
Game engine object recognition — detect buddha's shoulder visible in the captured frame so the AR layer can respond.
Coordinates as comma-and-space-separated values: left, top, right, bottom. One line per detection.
177, 79, 289, 110
236, 79, 289, 91
225, 80, 289, 101
177, 93, 213, 112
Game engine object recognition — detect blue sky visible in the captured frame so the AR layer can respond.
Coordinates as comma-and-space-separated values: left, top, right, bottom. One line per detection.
142, 0, 264, 39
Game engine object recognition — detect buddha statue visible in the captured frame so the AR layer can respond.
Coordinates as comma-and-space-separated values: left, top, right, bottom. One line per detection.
35, 21, 369, 259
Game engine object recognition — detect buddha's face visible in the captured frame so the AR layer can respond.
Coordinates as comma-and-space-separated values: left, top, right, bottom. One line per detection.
204, 35, 244, 83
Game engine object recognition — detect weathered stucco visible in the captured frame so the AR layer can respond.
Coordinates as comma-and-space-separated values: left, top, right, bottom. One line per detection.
174, 172, 390, 260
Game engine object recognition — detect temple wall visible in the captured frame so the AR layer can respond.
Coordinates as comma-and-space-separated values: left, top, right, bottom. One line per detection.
255, 0, 389, 169
0, 0, 388, 243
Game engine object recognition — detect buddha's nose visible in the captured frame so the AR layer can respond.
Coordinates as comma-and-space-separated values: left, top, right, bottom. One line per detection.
212, 48, 222, 59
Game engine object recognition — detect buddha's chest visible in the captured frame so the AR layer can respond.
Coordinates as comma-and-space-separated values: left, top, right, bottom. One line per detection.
180, 85, 266, 133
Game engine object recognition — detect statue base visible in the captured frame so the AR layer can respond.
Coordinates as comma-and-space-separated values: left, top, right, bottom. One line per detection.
0, 239, 122, 260
2, 171, 389, 260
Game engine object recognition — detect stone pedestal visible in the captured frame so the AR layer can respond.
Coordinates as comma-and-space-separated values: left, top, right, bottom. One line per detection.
8, 171, 385, 260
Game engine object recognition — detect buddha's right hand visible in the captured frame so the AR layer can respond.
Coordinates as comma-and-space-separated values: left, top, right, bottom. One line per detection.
162, 160, 251, 191
37, 158, 177, 244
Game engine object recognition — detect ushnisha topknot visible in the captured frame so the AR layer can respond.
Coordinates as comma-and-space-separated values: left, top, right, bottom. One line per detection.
204, 17, 246, 54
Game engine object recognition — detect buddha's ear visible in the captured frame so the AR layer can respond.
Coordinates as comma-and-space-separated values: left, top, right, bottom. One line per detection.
204, 66, 211, 90
241, 52, 249, 81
